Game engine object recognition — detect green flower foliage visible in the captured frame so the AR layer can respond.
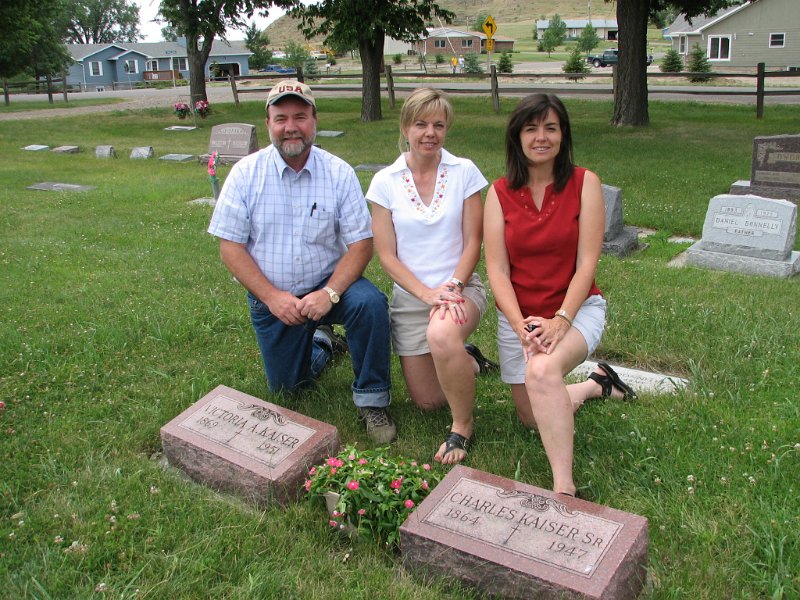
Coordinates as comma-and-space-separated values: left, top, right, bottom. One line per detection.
305, 445, 441, 548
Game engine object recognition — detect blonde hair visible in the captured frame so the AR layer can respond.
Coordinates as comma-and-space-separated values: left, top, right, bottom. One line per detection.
398, 88, 454, 152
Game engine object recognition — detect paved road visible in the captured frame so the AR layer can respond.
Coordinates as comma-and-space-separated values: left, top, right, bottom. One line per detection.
2, 70, 799, 121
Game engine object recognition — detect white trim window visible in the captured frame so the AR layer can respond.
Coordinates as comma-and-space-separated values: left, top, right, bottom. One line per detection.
461, 39, 473, 49
89, 61, 103, 77
679, 35, 687, 54
146, 59, 158, 71
172, 57, 188, 71
433, 40, 446, 48
707, 35, 731, 61
124, 59, 138, 74
769, 33, 785, 48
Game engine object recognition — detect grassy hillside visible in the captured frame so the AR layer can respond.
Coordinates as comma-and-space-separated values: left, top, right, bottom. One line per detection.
265, 0, 616, 50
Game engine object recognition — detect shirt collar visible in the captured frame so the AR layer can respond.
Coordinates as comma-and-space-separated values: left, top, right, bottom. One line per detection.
385, 148, 459, 174
271, 144, 317, 177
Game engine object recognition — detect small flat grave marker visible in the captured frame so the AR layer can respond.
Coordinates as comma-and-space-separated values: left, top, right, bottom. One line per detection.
27, 182, 95, 192
317, 130, 345, 138
189, 197, 216, 206
401, 466, 648, 600
354, 164, 389, 173
130, 146, 154, 159
570, 361, 687, 395
22, 145, 49, 151
160, 385, 339, 506
95, 145, 116, 159
164, 125, 197, 131
685, 194, 800, 278
52, 146, 80, 154
159, 153, 195, 162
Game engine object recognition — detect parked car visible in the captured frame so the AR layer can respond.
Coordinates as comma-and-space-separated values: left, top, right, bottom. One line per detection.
586, 49, 654, 68
272, 50, 286, 59
258, 64, 297, 74
309, 51, 328, 60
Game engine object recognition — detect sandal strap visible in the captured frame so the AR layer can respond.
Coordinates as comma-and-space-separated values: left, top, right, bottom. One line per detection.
443, 431, 472, 454
588, 372, 613, 398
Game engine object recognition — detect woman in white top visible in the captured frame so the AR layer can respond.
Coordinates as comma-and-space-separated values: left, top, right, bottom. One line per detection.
366, 88, 494, 464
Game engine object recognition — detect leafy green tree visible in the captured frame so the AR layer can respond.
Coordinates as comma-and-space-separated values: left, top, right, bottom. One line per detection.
434, 53, 445, 70
497, 50, 513, 74
161, 24, 179, 41
660, 47, 684, 72
462, 53, 482, 74
291, 0, 454, 122
541, 14, 566, 56
244, 23, 272, 70
158, 0, 293, 104
472, 13, 488, 32
562, 46, 590, 78
64, 0, 140, 44
686, 42, 712, 82
608, 0, 736, 127
393, 53, 403, 65
577, 23, 600, 54
283, 40, 309, 71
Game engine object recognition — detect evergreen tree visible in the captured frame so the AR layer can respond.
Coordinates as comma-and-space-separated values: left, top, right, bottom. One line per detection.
577, 23, 600, 54
497, 51, 513, 74
660, 48, 684, 73
562, 46, 590, 79
462, 53, 483, 74
686, 43, 711, 82
541, 14, 566, 56
303, 57, 320, 79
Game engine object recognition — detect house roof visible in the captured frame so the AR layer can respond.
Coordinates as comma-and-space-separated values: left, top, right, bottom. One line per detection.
423, 27, 515, 42
667, 2, 751, 35
67, 40, 252, 62
536, 19, 618, 29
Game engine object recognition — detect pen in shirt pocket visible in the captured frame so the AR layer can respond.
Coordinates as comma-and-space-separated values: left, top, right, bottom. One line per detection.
310, 202, 317, 216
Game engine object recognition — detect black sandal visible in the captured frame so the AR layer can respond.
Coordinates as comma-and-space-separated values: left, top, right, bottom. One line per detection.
437, 431, 473, 463
588, 361, 638, 400
464, 344, 499, 374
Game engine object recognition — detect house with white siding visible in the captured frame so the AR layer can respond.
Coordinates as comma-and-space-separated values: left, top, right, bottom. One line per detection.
668, 0, 800, 70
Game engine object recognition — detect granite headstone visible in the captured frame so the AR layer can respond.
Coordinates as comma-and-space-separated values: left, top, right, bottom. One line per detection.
130, 146, 154, 159
203, 123, 258, 164
601, 184, 639, 257
22, 144, 49, 151
160, 385, 340, 506
401, 466, 648, 600
52, 146, 80, 154
685, 194, 800, 278
159, 153, 195, 162
729, 134, 800, 204
95, 145, 116, 159
27, 182, 95, 192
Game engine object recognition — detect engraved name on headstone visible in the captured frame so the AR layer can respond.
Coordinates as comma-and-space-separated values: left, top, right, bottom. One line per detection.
161, 385, 339, 506
401, 466, 648, 600
206, 123, 258, 163
685, 194, 799, 278
730, 134, 800, 203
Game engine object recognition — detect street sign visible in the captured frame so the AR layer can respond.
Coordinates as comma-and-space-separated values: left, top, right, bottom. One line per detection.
486, 39, 495, 52
482, 15, 497, 40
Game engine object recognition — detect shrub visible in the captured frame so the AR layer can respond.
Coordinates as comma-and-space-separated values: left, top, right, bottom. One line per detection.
462, 53, 483, 74
498, 51, 513, 74
562, 46, 591, 79
686, 43, 712, 82
660, 48, 684, 73
393, 53, 403, 65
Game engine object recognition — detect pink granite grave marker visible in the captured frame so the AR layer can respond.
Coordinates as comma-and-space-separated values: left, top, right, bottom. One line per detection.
160, 385, 339, 506
401, 466, 648, 599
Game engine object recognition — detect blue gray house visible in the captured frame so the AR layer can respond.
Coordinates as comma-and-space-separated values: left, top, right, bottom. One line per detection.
65, 39, 252, 91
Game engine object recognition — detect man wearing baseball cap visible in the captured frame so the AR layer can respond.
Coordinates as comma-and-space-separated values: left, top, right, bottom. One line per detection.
208, 80, 396, 443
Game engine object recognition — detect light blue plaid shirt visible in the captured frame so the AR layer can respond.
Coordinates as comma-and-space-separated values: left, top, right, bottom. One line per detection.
208, 145, 372, 296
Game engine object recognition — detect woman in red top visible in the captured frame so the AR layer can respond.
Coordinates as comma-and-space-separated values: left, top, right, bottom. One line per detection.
484, 94, 636, 497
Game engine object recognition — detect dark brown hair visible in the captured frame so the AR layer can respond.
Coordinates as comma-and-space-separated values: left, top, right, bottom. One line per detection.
504, 93, 574, 191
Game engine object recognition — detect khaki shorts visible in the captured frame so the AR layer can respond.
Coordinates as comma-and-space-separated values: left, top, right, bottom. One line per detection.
497, 294, 607, 385
390, 273, 488, 356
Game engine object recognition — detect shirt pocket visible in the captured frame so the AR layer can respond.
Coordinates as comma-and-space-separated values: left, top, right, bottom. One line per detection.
303, 209, 336, 246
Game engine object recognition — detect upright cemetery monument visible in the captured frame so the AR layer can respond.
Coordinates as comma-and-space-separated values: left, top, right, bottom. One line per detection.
730, 134, 800, 204
202, 123, 259, 164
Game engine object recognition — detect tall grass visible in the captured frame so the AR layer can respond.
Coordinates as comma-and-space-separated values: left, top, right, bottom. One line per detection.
1, 97, 798, 599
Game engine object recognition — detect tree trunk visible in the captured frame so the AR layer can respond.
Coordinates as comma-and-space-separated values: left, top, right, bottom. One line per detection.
612, 0, 650, 127
359, 30, 385, 122
186, 32, 211, 105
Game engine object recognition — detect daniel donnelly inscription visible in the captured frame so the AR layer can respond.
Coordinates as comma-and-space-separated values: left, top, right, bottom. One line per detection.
401, 466, 648, 600
161, 385, 339, 506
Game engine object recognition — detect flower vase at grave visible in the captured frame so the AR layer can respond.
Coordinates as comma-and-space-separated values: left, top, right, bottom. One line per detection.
323, 491, 357, 537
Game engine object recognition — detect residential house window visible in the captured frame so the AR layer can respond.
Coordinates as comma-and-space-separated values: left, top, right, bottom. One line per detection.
434, 40, 446, 48
89, 61, 103, 76
172, 57, 188, 71
146, 59, 158, 71
461, 39, 473, 49
707, 35, 731, 60
679, 35, 687, 54
769, 33, 785, 48
124, 59, 138, 74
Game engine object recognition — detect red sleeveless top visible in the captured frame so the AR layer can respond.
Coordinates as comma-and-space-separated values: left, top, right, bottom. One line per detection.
494, 168, 601, 318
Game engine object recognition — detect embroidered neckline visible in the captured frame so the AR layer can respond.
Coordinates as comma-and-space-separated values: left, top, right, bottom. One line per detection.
519, 184, 556, 223
402, 166, 449, 220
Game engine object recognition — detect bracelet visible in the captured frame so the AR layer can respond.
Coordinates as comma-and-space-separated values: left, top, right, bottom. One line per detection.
554, 309, 573, 326
449, 277, 465, 289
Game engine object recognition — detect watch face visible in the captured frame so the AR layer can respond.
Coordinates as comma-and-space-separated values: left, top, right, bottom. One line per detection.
331, 292, 339, 303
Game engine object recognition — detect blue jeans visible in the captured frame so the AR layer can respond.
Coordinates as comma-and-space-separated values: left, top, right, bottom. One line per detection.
248, 277, 392, 408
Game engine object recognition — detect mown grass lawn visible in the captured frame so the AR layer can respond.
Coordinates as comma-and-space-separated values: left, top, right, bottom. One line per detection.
1, 97, 798, 599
